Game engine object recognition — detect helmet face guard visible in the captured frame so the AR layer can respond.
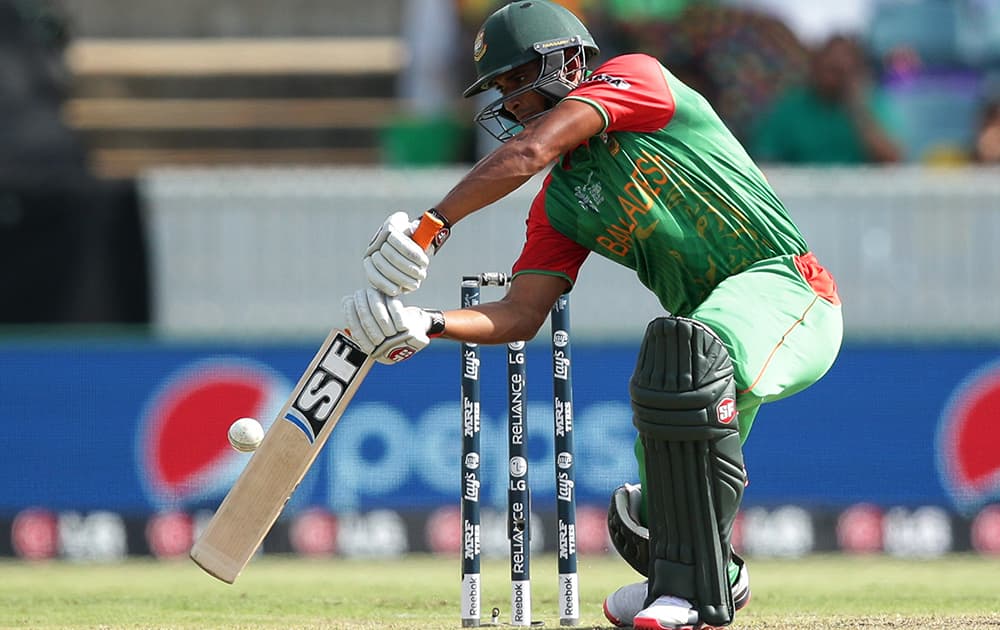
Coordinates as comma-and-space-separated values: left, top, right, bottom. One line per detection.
473, 38, 588, 143
462, 1, 599, 143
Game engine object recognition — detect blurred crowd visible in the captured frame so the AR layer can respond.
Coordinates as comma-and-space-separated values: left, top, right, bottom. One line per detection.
408, 0, 1000, 165
3, 0, 1000, 171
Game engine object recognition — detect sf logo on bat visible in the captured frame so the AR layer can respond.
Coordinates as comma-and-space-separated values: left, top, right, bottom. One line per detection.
284, 333, 366, 443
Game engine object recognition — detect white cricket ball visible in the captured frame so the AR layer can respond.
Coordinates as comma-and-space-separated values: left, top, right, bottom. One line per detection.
228, 417, 264, 452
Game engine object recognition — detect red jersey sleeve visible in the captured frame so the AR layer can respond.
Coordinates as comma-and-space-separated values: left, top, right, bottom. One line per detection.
564, 53, 675, 133
511, 174, 590, 285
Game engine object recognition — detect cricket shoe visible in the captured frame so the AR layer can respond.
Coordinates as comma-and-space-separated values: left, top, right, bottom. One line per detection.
602, 554, 751, 628
632, 595, 701, 630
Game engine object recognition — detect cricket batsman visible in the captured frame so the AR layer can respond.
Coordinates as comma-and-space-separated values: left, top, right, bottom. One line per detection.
343, 2, 843, 628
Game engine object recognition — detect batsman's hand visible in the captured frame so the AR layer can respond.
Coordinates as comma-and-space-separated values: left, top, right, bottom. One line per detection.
342, 288, 438, 365
364, 212, 432, 296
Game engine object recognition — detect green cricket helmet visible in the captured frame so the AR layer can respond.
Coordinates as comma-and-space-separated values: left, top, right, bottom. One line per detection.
463, 1, 600, 141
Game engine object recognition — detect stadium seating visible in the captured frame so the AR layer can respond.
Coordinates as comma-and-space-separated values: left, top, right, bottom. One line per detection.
59, 0, 407, 177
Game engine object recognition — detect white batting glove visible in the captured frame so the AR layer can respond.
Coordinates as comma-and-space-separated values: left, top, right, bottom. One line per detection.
342, 288, 441, 364
363, 212, 431, 297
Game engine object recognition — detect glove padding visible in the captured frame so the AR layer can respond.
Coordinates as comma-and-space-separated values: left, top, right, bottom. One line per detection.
342, 287, 431, 364
364, 211, 431, 297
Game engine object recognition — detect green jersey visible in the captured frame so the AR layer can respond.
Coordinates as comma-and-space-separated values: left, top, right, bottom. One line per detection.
511, 54, 809, 315
751, 84, 898, 164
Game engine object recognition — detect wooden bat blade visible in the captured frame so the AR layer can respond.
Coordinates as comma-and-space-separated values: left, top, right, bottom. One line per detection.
190, 210, 443, 583
190, 329, 374, 583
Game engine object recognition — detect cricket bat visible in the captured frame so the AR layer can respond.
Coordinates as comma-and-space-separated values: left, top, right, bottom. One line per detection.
190, 212, 444, 583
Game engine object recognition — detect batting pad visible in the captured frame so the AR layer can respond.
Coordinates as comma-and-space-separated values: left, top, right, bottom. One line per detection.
630, 317, 746, 627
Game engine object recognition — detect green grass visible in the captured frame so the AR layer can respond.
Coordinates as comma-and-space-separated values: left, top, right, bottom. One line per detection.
1, 554, 999, 629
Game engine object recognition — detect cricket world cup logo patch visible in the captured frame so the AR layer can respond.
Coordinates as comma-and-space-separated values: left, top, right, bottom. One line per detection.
937, 360, 1000, 513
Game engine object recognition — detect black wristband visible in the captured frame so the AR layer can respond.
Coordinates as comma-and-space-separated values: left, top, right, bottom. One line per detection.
426, 310, 446, 336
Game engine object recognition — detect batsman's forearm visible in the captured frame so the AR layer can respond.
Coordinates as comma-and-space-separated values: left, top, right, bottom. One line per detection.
433, 101, 604, 225
438, 303, 546, 345
434, 136, 553, 225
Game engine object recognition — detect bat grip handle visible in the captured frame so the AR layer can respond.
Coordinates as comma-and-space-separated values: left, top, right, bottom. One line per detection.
411, 210, 449, 252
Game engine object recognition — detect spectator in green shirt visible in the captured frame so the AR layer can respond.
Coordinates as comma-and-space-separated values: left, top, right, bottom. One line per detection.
752, 35, 902, 164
